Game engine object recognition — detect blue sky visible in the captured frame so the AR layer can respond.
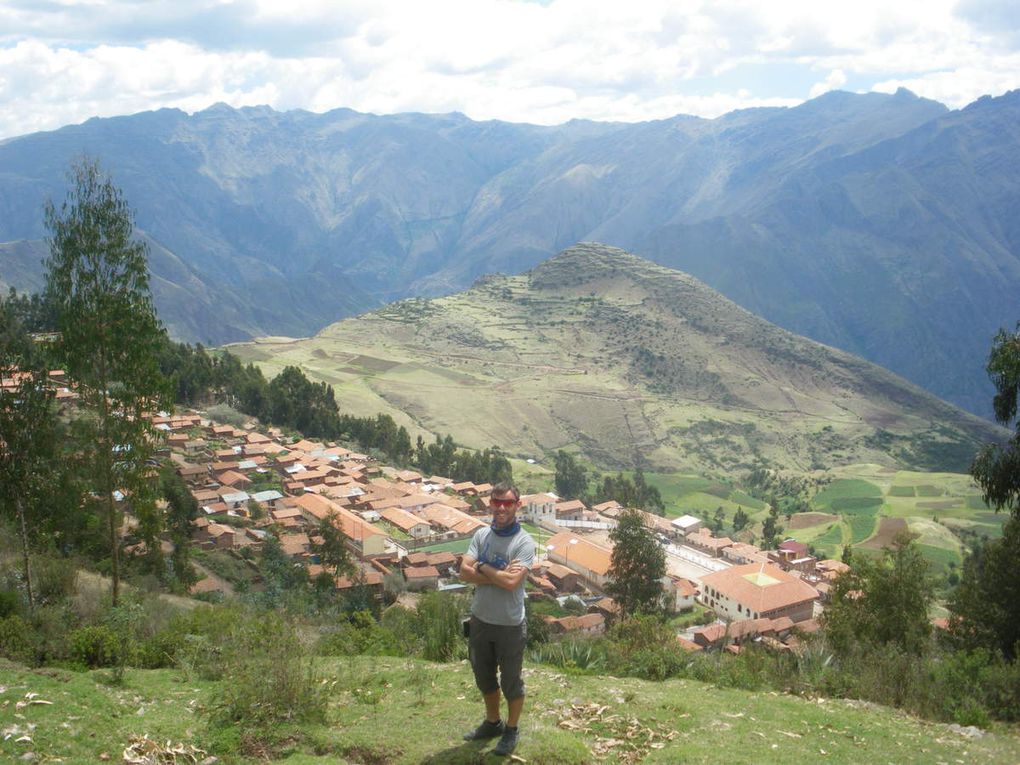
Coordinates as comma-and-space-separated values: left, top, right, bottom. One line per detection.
0, 0, 1018, 140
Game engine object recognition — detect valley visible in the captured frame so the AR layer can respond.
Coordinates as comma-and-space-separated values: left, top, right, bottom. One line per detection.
227, 244, 1006, 571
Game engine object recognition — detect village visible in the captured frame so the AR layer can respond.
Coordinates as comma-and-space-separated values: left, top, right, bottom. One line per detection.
134, 400, 850, 654
1, 366, 843, 653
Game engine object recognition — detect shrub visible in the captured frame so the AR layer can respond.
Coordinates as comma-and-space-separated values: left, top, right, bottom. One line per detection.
978, 656, 1020, 722
133, 631, 182, 669
416, 591, 464, 662
31, 555, 78, 606
29, 604, 75, 665
69, 624, 121, 668
207, 609, 329, 729
615, 645, 683, 680
319, 610, 400, 657
167, 604, 247, 680
714, 645, 772, 690
0, 588, 20, 619
604, 614, 685, 679
379, 605, 418, 653
0, 615, 37, 664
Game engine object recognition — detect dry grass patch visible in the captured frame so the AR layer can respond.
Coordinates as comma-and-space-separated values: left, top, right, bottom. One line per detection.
789, 512, 839, 530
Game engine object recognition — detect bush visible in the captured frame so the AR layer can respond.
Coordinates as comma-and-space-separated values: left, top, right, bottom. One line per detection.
167, 604, 247, 680
416, 591, 464, 662
319, 610, 402, 657
0, 615, 37, 664
0, 588, 20, 619
69, 624, 121, 668
380, 606, 419, 652
133, 631, 182, 669
979, 657, 1020, 722
208, 609, 329, 729
31, 555, 78, 606
623, 645, 687, 681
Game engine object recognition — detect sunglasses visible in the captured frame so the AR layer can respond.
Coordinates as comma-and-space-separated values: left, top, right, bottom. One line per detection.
490, 497, 517, 508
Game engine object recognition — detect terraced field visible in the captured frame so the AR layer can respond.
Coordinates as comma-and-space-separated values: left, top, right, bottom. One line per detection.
227, 246, 1003, 477
786, 467, 995, 567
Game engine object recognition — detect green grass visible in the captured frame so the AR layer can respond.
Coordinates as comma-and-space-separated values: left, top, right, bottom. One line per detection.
813, 523, 847, 550
416, 538, 473, 554
728, 490, 767, 510
848, 514, 878, 544
917, 544, 963, 572
668, 603, 714, 630
812, 479, 882, 510
378, 522, 411, 541
191, 549, 258, 588
830, 496, 883, 514
888, 485, 916, 497
521, 523, 553, 548
3, 656, 1019, 764
653, 475, 715, 496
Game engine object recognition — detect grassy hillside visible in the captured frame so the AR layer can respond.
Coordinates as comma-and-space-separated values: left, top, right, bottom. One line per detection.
2, 655, 1018, 764
228, 244, 1003, 476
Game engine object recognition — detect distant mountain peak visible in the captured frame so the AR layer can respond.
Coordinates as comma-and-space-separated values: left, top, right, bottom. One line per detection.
528, 242, 646, 288
0, 90, 1015, 419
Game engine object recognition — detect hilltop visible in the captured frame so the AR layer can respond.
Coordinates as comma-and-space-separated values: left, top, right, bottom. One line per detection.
3, 655, 1018, 764
1, 90, 1018, 415
228, 244, 1003, 475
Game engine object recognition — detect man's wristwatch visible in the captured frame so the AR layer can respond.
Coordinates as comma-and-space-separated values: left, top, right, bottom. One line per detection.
477, 561, 486, 572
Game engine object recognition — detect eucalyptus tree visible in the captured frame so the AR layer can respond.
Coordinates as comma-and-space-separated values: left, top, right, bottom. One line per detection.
971, 322, 1020, 519
948, 322, 1020, 659
44, 158, 172, 604
0, 351, 58, 611
607, 509, 666, 616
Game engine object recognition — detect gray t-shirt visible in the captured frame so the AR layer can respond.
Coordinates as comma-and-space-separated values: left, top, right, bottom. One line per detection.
466, 525, 535, 626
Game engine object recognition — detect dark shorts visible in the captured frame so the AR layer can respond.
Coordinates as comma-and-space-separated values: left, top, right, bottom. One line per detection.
468, 615, 527, 700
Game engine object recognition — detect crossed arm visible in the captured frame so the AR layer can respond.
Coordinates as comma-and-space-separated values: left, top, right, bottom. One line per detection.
460, 555, 529, 591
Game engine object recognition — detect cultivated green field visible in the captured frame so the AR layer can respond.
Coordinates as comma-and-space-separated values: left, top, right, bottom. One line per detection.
783, 465, 999, 565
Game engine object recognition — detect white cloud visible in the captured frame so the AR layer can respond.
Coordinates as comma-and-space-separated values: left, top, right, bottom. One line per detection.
810, 68, 847, 98
872, 56, 1020, 108
0, 0, 1017, 139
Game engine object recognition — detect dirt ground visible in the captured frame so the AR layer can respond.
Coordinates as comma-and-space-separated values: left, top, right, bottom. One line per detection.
858, 517, 908, 549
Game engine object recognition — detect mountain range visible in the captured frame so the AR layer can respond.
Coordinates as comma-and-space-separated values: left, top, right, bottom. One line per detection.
226, 244, 1005, 475
1, 89, 1018, 417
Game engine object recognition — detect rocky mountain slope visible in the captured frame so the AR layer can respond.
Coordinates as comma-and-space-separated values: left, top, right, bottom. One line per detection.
1, 89, 1017, 415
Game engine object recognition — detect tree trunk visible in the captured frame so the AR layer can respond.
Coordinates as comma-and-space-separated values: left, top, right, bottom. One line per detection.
98, 362, 119, 607
108, 482, 119, 606
16, 496, 34, 611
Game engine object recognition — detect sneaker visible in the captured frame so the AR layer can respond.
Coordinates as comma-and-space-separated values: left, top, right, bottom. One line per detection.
493, 727, 519, 756
463, 718, 504, 741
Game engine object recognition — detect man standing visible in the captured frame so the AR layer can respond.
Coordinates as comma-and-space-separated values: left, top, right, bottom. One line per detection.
460, 482, 535, 757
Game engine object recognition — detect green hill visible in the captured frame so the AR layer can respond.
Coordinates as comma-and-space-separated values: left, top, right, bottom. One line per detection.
228, 243, 1004, 476
3, 655, 1018, 764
